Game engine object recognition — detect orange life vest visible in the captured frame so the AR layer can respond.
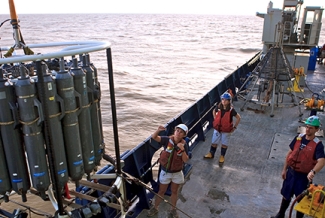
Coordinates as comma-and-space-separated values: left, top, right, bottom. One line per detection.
159, 136, 185, 173
213, 108, 233, 132
287, 133, 319, 173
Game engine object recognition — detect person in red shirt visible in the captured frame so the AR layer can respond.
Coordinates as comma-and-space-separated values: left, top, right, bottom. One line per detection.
320, 44, 325, 64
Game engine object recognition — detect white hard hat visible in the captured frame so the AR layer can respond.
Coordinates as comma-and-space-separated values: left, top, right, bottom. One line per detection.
176, 124, 188, 136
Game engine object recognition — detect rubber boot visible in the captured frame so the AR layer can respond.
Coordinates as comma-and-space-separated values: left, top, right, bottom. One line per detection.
296, 211, 304, 218
271, 213, 284, 218
204, 146, 216, 159
219, 147, 227, 163
271, 198, 290, 218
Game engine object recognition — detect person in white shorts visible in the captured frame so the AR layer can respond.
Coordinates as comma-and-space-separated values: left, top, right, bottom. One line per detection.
147, 124, 189, 218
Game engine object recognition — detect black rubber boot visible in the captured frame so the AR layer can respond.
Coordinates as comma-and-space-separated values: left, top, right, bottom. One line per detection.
271, 198, 290, 218
271, 213, 284, 218
296, 211, 304, 218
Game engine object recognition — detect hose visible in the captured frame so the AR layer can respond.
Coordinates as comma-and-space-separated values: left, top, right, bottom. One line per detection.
289, 193, 305, 218
289, 182, 311, 218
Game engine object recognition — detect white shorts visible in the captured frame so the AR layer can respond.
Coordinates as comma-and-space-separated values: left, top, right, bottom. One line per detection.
159, 170, 184, 185
211, 129, 231, 146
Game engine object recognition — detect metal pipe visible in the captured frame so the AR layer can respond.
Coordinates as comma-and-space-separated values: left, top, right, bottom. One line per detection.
106, 48, 122, 175
0, 41, 111, 64
8, 0, 18, 21
8, 0, 22, 48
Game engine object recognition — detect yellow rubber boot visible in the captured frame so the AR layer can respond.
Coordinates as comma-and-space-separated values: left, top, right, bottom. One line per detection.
219, 155, 225, 163
203, 152, 214, 159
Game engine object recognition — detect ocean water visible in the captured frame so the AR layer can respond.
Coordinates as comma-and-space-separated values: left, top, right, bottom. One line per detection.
0, 13, 324, 155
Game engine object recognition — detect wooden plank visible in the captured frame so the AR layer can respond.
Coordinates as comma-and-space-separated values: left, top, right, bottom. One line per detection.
68, 190, 121, 210
62, 199, 82, 209
69, 190, 97, 202
79, 180, 111, 192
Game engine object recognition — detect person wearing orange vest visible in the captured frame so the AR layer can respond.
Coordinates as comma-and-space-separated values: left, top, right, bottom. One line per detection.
271, 116, 325, 218
203, 92, 241, 163
321, 43, 325, 64
147, 124, 189, 218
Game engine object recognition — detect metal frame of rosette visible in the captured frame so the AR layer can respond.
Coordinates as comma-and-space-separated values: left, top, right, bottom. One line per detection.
0, 40, 128, 218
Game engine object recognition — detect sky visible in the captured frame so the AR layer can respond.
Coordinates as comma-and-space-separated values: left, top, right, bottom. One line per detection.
0, 0, 324, 16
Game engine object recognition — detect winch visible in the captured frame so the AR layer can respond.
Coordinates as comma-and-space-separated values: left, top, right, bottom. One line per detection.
304, 93, 325, 110
293, 183, 325, 218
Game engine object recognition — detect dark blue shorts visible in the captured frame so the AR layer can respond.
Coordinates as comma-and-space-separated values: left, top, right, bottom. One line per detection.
281, 167, 309, 200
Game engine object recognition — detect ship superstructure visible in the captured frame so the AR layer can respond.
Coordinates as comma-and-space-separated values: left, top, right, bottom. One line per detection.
257, 0, 323, 73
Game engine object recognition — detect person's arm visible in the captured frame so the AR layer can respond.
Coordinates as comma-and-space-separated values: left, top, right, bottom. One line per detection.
282, 136, 299, 179
308, 158, 325, 181
151, 125, 166, 143
307, 142, 325, 181
282, 150, 292, 180
212, 108, 217, 119
233, 113, 241, 129
181, 150, 189, 163
308, 142, 325, 181
176, 142, 189, 163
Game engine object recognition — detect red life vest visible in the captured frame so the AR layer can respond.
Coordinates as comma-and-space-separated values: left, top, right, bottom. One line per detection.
287, 134, 319, 173
159, 136, 185, 173
213, 108, 233, 132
